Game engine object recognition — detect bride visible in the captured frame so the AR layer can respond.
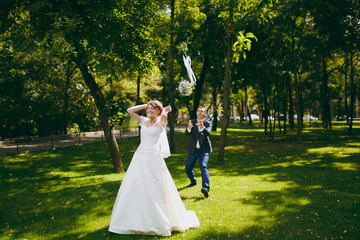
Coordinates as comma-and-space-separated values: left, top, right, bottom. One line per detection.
109, 100, 200, 236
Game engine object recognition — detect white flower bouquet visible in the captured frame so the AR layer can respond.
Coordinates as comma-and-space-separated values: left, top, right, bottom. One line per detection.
178, 53, 197, 96
178, 80, 193, 96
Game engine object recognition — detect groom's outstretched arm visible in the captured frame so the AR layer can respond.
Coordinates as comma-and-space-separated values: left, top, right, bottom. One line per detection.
185, 120, 194, 136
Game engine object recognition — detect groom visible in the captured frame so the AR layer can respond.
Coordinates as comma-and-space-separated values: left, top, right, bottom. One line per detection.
185, 106, 212, 198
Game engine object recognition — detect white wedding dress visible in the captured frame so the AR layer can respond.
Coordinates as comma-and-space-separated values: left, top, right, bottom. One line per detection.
109, 116, 200, 236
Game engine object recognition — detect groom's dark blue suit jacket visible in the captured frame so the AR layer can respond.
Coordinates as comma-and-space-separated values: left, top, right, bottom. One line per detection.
185, 119, 212, 154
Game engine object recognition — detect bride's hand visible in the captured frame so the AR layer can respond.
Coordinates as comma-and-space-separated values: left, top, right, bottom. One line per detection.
165, 105, 172, 113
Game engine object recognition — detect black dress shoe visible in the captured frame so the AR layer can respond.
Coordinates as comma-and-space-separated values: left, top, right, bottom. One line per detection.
186, 182, 197, 188
201, 188, 209, 198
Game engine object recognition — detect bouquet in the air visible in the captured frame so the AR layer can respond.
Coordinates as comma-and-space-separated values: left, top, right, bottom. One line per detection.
178, 53, 196, 96
178, 79, 193, 96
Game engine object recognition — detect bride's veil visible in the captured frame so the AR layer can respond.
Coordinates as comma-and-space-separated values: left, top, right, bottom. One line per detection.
159, 127, 171, 158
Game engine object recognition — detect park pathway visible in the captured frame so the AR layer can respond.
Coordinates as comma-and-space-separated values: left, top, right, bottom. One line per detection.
0, 126, 185, 156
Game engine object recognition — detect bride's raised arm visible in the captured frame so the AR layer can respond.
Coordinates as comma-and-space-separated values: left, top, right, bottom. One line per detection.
160, 105, 172, 127
127, 104, 147, 123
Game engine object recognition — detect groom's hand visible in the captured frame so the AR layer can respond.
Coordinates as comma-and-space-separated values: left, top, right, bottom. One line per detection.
196, 120, 204, 130
188, 120, 193, 130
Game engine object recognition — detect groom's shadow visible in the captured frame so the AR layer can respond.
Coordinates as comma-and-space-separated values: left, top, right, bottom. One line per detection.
177, 183, 196, 192
178, 184, 206, 201
180, 194, 205, 202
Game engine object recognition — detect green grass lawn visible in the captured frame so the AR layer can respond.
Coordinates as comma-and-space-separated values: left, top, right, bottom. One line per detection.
1, 122, 360, 239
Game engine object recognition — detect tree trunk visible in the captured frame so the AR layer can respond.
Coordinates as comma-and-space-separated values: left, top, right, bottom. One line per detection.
271, 108, 276, 140
74, 57, 124, 173
348, 51, 355, 135
270, 91, 277, 141
269, 96, 274, 141
264, 96, 269, 136
63, 63, 73, 135
276, 89, 282, 133
136, 74, 141, 143
288, 77, 294, 130
283, 75, 288, 134
240, 98, 244, 122
291, 18, 302, 142
191, 54, 209, 119
260, 78, 269, 136
244, 84, 252, 125
168, 0, 176, 153
217, 14, 232, 166
294, 69, 303, 142
344, 56, 349, 123
237, 105, 241, 123
336, 97, 342, 121
321, 57, 331, 129
278, 110, 282, 133
136, 75, 141, 105
211, 87, 218, 131
247, 106, 252, 125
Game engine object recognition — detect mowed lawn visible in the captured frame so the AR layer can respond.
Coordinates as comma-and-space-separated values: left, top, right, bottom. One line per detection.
1, 122, 360, 240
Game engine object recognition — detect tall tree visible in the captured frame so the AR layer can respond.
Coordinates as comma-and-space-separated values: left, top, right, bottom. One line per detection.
63, 62, 76, 135
216, 0, 262, 165
290, 15, 304, 141
3, 0, 160, 172
168, 0, 177, 153
217, 4, 233, 165
305, 0, 359, 130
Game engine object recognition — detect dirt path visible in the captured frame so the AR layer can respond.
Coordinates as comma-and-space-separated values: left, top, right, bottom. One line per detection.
0, 129, 139, 156
0, 126, 185, 156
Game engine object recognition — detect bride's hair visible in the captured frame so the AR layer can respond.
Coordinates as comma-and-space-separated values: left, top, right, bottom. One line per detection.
147, 100, 163, 116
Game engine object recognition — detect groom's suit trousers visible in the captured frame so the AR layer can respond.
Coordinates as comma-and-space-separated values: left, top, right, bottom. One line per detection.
185, 150, 210, 191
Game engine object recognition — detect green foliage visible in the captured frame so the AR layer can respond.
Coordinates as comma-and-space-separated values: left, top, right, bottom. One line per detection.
0, 0, 169, 138
107, 95, 130, 128
1, 0, 359, 140
233, 31, 258, 62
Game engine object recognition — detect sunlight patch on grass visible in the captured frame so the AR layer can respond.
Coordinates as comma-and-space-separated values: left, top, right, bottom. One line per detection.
47, 171, 86, 178
292, 159, 322, 166
1, 152, 60, 164
67, 173, 125, 187
203, 173, 315, 238
307, 146, 360, 157
35, 173, 125, 194
346, 142, 360, 147
229, 128, 264, 133
225, 145, 246, 151
305, 185, 323, 190
249, 159, 322, 170
330, 162, 359, 171
297, 197, 311, 206
302, 129, 313, 133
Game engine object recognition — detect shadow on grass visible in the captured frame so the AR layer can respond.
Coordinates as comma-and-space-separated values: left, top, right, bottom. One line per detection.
1, 125, 359, 239
0, 140, 135, 240
203, 126, 360, 239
